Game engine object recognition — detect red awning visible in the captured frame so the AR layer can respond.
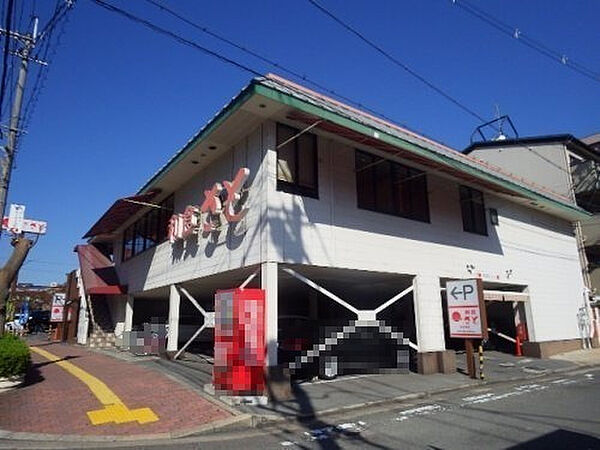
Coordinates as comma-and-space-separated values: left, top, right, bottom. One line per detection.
75, 244, 127, 295
83, 191, 159, 239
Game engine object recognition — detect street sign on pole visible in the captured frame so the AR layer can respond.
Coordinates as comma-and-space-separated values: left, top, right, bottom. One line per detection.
7, 204, 25, 234
446, 279, 488, 339
50, 293, 66, 322
2, 215, 47, 234
445, 278, 488, 379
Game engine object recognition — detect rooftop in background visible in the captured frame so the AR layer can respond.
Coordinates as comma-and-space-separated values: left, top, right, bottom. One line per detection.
17, 283, 64, 292
463, 134, 599, 159
582, 133, 600, 152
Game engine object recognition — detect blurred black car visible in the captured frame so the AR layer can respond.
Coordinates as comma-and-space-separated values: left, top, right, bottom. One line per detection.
27, 310, 50, 333
278, 316, 407, 380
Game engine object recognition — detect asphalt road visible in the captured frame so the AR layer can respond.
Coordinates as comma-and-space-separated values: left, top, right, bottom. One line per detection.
3, 368, 600, 449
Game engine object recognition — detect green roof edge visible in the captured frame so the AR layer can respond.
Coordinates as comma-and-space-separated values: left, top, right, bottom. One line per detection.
138, 77, 589, 221
253, 84, 590, 220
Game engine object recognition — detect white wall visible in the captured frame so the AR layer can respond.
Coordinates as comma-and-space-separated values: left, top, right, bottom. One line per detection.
268, 135, 585, 346
468, 143, 572, 200
114, 124, 268, 293
113, 119, 585, 348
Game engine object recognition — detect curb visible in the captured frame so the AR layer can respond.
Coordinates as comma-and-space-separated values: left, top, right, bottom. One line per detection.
1, 362, 597, 443
248, 363, 600, 429
0, 414, 254, 443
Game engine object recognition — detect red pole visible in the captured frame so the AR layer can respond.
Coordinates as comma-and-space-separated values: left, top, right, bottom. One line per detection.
515, 335, 522, 356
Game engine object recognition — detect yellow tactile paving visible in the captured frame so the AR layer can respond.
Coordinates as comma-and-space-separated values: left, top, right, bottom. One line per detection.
30, 346, 159, 426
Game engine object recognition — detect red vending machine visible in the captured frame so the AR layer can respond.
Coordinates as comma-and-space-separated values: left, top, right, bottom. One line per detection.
214, 288, 265, 395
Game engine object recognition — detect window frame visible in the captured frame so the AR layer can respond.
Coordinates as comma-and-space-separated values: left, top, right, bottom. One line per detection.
355, 149, 430, 223
121, 194, 175, 262
459, 185, 488, 236
276, 123, 319, 199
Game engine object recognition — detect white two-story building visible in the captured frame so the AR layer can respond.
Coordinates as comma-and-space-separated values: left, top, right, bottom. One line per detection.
77, 74, 590, 379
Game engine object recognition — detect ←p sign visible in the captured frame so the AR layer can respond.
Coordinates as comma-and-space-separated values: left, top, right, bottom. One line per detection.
446, 279, 488, 339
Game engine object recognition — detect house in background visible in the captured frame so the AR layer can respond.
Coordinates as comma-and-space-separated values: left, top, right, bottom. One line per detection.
76, 74, 591, 386
465, 133, 600, 347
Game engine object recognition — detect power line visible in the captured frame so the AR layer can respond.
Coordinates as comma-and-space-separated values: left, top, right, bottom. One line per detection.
18, 1, 73, 154
0, 0, 15, 132
306, 0, 489, 123
95, 0, 579, 196
306, 0, 579, 181
90, 0, 262, 77
451, 0, 600, 85
140, 0, 446, 149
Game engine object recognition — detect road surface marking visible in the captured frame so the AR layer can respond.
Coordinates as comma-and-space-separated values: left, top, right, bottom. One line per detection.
30, 346, 159, 426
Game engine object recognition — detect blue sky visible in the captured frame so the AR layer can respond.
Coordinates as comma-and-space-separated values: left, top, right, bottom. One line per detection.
1, 0, 599, 284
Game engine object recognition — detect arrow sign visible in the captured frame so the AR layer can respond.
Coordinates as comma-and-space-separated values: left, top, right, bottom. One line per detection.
450, 284, 474, 301
445, 279, 487, 340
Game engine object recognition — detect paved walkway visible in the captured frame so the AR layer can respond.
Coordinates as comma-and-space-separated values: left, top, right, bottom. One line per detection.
551, 347, 600, 365
0, 341, 232, 437
240, 349, 595, 421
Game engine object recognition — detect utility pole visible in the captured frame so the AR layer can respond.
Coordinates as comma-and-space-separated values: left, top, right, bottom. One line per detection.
0, 17, 39, 237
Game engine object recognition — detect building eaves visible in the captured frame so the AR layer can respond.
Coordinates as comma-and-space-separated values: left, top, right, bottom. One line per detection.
132, 73, 589, 222
257, 74, 589, 220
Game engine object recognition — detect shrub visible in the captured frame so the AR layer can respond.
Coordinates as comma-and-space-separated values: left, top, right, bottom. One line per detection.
0, 334, 30, 378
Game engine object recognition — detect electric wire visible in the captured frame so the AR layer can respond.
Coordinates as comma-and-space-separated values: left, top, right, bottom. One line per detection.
306, 0, 489, 123
451, 0, 600, 85
140, 0, 421, 137
94, 0, 585, 206
305, 0, 580, 182
0, 0, 14, 134
18, 1, 72, 153
91, 0, 263, 77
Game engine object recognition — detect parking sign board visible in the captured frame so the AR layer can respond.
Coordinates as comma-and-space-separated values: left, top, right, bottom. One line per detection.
50, 293, 66, 323
446, 279, 487, 339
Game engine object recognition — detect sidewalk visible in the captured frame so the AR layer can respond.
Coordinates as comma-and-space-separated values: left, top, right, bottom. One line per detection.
1, 340, 598, 442
238, 349, 599, 423
0, 340, 240, 439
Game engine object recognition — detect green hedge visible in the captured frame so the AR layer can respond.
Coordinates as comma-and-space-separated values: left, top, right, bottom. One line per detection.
0, 334, 30, 378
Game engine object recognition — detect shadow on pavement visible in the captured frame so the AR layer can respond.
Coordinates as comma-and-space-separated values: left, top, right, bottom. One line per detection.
264, 380, 391, 449
507, 429, 600, 449
21, 355, 81, 388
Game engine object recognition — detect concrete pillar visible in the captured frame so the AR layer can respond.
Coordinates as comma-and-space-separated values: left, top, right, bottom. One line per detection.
261, 261, 278, 366
413, 274, 446, 352
413, 274, 452, 374
124, 295, 134, 332
167, 285, 180, 353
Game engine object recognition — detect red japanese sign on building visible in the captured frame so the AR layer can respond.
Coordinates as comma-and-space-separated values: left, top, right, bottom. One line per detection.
446, 279, 488, 339
168, 168, 250, 243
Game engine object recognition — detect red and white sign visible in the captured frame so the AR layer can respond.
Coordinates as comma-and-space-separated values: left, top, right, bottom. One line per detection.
2, 217, 48, 234
446, 279, 487, 339
2, 203, 47, 235
168, 168, 250, 243
8, 204, 25, 233
50, 293, 66, 323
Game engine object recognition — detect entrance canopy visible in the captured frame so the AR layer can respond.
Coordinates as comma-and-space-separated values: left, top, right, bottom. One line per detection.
75, 244, 126, 295
83, 191, 159, 239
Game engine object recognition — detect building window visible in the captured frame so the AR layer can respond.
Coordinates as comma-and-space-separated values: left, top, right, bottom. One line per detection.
276, 123, 318, 198
459, 185, 487, 235
121, 194, 174, 262
355, 150, 430, 222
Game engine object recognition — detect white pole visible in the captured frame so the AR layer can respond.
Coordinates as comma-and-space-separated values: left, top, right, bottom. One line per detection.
124, 295, 134, 332
262, 262, 278, 366
167, 284, 180, 353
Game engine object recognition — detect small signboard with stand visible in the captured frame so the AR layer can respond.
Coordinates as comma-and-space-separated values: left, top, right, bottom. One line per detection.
446, 278, 488, 379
